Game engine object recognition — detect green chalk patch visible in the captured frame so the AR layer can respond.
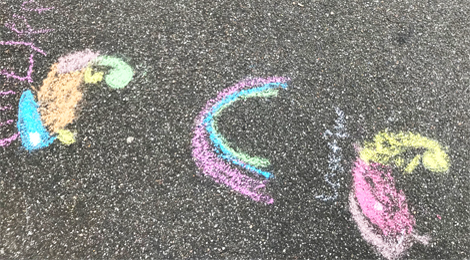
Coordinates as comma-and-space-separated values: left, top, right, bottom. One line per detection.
96, 56, 133, 89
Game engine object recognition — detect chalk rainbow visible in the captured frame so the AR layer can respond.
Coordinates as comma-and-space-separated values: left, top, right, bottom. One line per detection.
192, 77, 289, 203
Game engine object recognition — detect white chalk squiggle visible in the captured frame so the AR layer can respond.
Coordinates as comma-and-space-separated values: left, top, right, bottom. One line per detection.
316, 107, 348, 201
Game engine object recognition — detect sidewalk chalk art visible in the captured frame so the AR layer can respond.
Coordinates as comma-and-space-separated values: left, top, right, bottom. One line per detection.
18, 50, 133, 151
0, 41, 46, 83
1, 0, 54, 148
5, 13, 54, 37
316, 107, 348, 201
350, 131, 450, 259
1, 0, 55, 82
20, 0, 55, 14
2, 49, 133, 151
192, 77, 289, 204
1, 2, 134, 151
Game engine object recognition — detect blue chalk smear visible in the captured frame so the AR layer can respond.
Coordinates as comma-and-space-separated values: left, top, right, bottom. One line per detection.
17, 90, 56, 151
203, 82, 288, 179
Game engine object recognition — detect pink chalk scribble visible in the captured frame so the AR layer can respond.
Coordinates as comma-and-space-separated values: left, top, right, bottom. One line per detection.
350, 157, 429, 259
0, 132, 19, 147
5, 15, 54, 36
0, 105, 13, 111
21, 0, 54, 14
0, 91, 16, 96
0, 120, 14, 127
0, 41, 46, 55
0, 41, 46, 83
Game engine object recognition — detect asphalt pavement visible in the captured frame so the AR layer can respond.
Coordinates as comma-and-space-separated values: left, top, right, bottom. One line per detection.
1, 0, 469, 259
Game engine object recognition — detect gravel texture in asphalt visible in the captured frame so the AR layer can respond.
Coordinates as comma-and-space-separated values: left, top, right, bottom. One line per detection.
1, 0, 469, 259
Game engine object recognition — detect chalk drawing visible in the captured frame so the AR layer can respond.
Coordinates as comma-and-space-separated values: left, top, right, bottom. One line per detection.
350, 131, 449, 259
0, 105, 13, 111
1, 0, 54, 82
57, 49, 100, 74
17, 90, 56, 151
5, 15, 54, 36
0, 91, 16, 96
316, 107, 348, 201
0, 4, 134, 151
360, 131, 449, 173
0, 41, 46, 83
0, 120, 14, 127
94, 56, 133, 89
0, 2, 53, 149
15, 50, 134, 151
21, 0, 54, 14
192, 77, 289, 203
0, 47, 132, 150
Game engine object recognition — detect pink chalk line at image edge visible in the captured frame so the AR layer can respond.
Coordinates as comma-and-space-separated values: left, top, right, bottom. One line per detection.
0, 0, 54, 147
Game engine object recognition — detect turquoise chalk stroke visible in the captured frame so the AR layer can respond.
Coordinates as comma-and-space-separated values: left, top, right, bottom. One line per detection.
17, 90, 56, 151
203, 82, 288, 179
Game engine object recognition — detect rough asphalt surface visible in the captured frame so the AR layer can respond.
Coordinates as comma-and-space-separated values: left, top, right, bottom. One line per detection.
1, 0, 470, 259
